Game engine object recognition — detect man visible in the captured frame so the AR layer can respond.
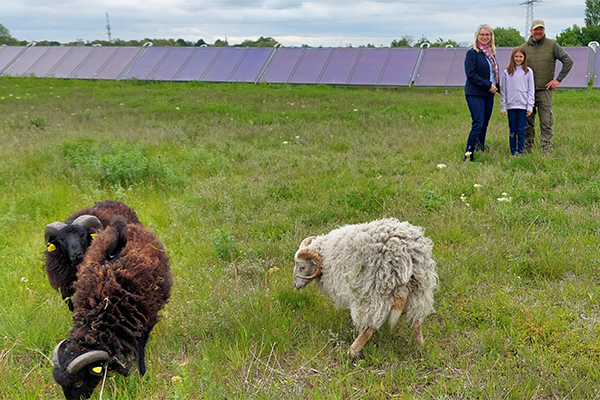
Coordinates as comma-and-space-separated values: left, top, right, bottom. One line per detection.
523, 19, 573, 155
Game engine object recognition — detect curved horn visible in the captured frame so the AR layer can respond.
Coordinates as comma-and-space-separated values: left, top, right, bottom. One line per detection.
299, 236, 315, 248
45, 222, 67, 244
66, 350, 110, 374
52, 339, 67, 367
71, 215, 103, 231
295, 246, 322, 280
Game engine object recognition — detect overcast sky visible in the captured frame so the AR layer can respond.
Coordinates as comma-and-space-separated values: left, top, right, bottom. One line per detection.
3, 0, 587, 47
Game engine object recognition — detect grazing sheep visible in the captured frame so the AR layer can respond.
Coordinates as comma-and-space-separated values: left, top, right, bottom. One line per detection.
52, 215, 172, 400
293, 218, 438, 357
44, 200, 142, 310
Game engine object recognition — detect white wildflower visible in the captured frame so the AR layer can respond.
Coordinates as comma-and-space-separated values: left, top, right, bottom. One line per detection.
436, 164, 447, 169
474, 184, 482, 188
175, 107, 180, 110
282, 141, 288, 144
465, 151, 472, 157
21, 277, 28, 283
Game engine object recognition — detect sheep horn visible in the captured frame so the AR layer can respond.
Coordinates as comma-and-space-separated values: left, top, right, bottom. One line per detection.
52, 339, 67, 367
66, 350, 110, 374
71, 215, 103, 231
45, 222, 67, 244
295, 270, 322, 280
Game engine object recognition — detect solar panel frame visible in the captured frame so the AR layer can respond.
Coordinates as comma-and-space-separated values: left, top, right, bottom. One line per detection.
121, 47, 171, 80
378, 47, 421, 86
318, 48, 361, 84
2, 46, 49, 77
228, 47, 274, 82
47, 47, 95, 78
260, 47, 305, 83
146, 47, 195, 81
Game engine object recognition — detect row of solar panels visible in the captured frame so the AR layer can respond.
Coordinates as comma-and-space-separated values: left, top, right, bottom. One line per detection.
1, 44, 598, 88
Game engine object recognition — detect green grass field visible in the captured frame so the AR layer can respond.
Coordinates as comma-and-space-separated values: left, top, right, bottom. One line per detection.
0, 77, 599, 399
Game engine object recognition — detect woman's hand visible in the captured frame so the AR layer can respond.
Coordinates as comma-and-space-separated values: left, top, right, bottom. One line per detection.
489, 84, 497, 94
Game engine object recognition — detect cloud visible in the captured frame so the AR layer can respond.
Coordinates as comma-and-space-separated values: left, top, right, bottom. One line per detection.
2, 0, 586, 46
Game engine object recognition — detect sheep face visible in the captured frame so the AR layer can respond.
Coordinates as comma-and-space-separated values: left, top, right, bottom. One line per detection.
52, 340, 109, 400
293, 237, 322, 289
46, 225, 93, 266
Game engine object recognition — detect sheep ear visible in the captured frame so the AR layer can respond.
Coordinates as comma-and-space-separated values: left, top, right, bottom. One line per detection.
299, 236, 315, 248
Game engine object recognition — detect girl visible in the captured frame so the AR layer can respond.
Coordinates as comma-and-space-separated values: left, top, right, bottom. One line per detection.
500, 46, 535, 156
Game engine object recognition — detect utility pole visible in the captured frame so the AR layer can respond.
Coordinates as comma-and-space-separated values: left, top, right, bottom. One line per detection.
106, 12, 112, 43
521, 0, 541, 38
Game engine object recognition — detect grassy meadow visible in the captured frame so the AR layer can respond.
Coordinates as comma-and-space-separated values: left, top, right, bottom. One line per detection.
0, 77, 599, 399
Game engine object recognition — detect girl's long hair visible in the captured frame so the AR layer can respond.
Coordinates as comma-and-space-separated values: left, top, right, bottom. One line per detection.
506, 46, 529, 76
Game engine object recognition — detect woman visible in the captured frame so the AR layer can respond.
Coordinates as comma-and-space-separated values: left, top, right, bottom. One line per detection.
464, 24, 499, 161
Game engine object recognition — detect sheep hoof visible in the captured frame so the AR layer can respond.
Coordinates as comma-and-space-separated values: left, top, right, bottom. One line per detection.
347, 348, 361, 358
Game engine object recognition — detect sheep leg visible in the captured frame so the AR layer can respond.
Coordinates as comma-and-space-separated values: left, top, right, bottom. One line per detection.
137, 330, 151, 376
413, 320, 424, 346
348, 327, 373, 358
389, 296, 407, 331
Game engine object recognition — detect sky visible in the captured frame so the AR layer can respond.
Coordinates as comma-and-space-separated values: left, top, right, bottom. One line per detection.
2, 0, 587, 47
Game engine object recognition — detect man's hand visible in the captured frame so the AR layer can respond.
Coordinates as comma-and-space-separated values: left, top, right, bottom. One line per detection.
546, 79, 560, 90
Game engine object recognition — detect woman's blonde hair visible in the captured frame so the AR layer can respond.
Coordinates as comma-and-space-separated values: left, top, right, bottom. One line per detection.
472, 24, 496, 54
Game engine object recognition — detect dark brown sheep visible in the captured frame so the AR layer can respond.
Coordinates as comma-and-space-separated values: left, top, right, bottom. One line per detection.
52, 215, 172, 400
44, 200, 142, 310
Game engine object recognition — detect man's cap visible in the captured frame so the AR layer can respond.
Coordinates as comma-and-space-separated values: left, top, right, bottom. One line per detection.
531, 19, 545, 29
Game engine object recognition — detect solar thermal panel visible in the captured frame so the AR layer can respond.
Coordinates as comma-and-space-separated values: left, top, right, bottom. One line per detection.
0, 46, 26, 73
288, 48, 331, 84
378, 48, 420, 86
202, 47, 246, 82
348, 48, 389, 85
259, 47, 304, 83
95, 47, 142, 80
27, 47, 72, 77
173, 47, 221, 81
147, 47, 195, 81
595, 50, 600, 88
2, 46, 49, 77
413, 47, 457, 87
318, 48, 361, 84
556, 47, 590, 88
444, 48, 469, 87
228, 47, 273, 82
122, 47, 170, 80
47, 47, 94, 78
71, 47, 119, 79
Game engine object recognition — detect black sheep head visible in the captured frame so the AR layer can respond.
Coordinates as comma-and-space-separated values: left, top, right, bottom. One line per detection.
52, 340, 110, 400
45, 215, 103, 266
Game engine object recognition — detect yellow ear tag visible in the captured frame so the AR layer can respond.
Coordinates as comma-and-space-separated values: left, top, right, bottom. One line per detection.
92, 366, 103, 374
47, 243, 56, 252
91, 234, 97, 240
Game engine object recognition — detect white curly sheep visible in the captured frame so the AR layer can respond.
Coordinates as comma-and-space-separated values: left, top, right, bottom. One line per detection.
293, 218, 438, 357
